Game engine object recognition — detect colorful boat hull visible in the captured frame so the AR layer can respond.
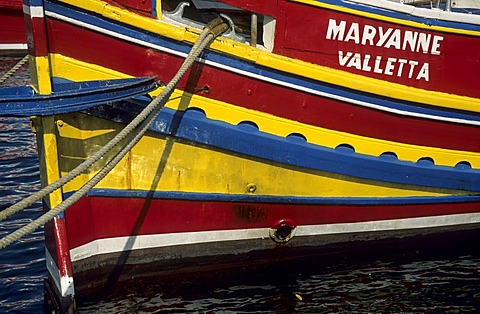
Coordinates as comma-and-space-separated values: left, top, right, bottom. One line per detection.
17, 0, 480, 311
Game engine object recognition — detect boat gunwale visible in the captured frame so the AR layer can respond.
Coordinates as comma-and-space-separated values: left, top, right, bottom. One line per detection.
40, 0, 480, 114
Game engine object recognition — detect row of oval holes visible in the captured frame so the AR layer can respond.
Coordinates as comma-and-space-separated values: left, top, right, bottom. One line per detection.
237, 120, 473, 170
334, 143, 472, 170
186, 109, 473, 170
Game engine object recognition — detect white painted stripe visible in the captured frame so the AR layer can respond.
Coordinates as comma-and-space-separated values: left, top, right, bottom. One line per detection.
44, 10, 480, 126
45, 249, 75, 297
45, 11, 188, 58
69, 212, 480, 262
211, 61, 480, 126
0, 43, 27, 50
349, 0, 480, 26
296, 212, 480, 236
70, 228, 268, 262
23, 4, 44, 18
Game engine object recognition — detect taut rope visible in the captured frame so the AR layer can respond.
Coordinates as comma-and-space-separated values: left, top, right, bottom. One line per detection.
0, 55, 29, 85
0, 18, 229, 249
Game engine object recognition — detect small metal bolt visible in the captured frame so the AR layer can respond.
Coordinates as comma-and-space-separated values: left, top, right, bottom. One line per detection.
246, 183, 257, 193
202, 85, 210, 94
29, 117, 38, 133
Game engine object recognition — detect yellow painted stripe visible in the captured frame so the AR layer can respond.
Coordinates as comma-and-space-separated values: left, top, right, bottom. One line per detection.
49, 54, 480, 169
255, 53, 480, 114
167, 89, 480, 169
49, 1, 480, 112
57, 0, 187, 40
37, 116, 63, 208
50, 53, 129, 81
291, 0, 480, 36
154, 0, 162, 19
30, 55, 52, 94
55, 118, 117, 140
56, 112, 458, 197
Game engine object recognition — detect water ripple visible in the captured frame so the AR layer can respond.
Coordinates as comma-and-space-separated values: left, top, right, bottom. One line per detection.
0, 61, 44, 312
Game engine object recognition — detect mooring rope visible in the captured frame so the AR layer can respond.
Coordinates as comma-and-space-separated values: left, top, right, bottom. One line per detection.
0, 55, 29, 85
0, 17, 226, 224
0, 18, 229, 249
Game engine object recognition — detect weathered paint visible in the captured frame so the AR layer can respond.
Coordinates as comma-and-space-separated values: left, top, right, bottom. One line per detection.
24, 0, 51, 93
35, 116, 75, 304
43, 22, 480, 152
280, 2, 480, 97
46, 56, 480, 168
64, 195, 480, 255
47, 0, 480, 112
52, 110, 479, 195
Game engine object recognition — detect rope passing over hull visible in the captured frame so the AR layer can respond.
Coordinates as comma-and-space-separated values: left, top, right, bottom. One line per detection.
0, 17, 230, 249
0, 55, 29, 85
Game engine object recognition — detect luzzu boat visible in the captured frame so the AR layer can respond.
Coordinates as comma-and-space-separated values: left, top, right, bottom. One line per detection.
0, 0, 27, 55
18, 0, 480, 311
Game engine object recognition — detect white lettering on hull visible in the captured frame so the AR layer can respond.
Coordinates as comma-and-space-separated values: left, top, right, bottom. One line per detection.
338, 51, 430, 81
326, 19, 443, 82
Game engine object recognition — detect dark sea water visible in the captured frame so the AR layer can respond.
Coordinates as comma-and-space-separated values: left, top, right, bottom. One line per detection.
0, 57, 45, 313
1, 56, 480, 313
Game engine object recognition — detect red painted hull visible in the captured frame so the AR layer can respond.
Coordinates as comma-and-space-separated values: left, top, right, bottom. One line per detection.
45, 19, 480, 152
65, 196, 480, 251
279, 2, 480, 98
80, 0, 480, 99
48, 194, 480, 299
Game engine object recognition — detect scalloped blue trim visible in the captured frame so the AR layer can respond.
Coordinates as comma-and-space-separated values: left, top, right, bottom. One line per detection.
85, 103, 480, 192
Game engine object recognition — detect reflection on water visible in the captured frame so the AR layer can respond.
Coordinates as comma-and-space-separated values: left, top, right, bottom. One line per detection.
77, 247, 480, 313
1, 57, 45, 313
0, 115, 44, 313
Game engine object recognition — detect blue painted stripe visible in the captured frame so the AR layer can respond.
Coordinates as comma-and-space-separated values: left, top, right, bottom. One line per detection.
86, 103, 480, 192
0, 77, 157, 116
84, 189, 480, 205
24, 0, 44, 6
151, 0, 157, 18
44, 1, 480, 124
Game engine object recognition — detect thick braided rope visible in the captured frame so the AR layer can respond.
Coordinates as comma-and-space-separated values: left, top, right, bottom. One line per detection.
0, 55, 29, 85
0, 20, 223, 223
0, 22, 227, 248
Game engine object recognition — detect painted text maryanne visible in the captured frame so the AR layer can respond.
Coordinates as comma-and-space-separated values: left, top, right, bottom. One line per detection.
325, 19, 444, 81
